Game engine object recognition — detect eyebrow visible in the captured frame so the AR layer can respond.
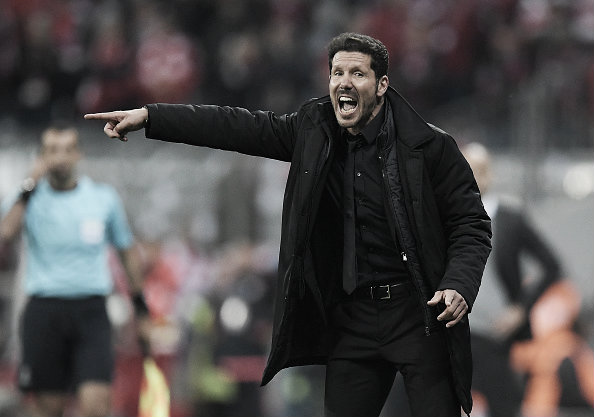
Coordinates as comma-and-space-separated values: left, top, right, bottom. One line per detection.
331, 63, 367, 73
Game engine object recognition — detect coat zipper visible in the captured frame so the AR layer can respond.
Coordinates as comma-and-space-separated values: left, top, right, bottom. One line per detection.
378, 152, 432, 336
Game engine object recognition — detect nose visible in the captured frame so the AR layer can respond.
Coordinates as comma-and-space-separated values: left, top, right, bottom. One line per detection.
339, 74, 353, 89
54, 151, 68, 163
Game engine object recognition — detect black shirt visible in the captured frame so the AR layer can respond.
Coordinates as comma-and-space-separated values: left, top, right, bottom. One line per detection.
327, 103, 409, 290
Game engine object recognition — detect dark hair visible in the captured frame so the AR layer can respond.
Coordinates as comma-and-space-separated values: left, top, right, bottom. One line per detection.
327, 32, 389, 79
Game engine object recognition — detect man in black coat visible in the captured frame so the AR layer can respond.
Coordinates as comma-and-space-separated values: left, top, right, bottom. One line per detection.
86, 33, 491, 417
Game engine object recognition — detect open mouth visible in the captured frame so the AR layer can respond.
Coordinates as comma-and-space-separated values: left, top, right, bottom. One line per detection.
339, 96, 358, 115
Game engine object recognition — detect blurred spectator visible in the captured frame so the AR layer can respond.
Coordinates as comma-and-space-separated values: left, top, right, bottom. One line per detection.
185, 241, 275, 417
511, 280, 594, 417
77, 2, 137, 115
134, 1, 201, 105
462, 142, 564, 417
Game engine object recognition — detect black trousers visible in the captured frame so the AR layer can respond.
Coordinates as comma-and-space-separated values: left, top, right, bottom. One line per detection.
19, 296, 113, 392
325, 285, 459, 417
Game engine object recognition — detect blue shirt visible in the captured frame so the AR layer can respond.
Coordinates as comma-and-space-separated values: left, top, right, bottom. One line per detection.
2, 176, 133, 297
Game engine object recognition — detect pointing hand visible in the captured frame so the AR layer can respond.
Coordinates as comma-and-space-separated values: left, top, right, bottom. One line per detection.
84, 107, 148, 142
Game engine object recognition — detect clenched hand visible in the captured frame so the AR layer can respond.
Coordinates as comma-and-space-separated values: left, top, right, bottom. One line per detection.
427, 289, 468, 328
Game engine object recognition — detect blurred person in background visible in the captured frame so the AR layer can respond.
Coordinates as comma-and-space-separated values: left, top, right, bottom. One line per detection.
511, 277, 594, 416
185, 242, 275, 417
461, 142, 563, 417
85, 32, 491, 417
0, 125, 149, 417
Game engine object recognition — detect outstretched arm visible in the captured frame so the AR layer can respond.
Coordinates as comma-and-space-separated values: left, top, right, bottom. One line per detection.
84, 107, 148, 142
88, 103, 297, 161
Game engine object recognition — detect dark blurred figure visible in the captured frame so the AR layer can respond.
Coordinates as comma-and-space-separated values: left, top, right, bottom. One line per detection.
187, 242, 274, 417
0, 125, 148, 417
461, 142, 563, 417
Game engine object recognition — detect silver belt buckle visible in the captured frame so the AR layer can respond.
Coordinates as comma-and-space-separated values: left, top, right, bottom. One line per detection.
378, 284, 391, 300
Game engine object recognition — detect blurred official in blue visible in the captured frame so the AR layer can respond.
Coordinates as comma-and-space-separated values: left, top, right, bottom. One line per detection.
462, 142, 563, 417
0, 125, 148, 417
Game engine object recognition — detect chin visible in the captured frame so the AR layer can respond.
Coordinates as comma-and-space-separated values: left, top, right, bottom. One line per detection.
51, 170, 71, 182
335, 114, 358, 129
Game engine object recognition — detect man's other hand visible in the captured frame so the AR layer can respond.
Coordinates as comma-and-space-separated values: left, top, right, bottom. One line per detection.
427, 289, 468, 328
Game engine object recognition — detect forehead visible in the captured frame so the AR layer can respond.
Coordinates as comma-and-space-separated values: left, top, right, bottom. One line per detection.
42, 129, 78, 148
331, 51, 372, 69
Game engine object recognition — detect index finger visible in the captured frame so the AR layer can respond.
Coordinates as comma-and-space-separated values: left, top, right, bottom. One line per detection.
84, 112, 120, 121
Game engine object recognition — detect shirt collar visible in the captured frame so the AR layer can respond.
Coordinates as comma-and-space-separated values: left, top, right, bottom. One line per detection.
361, 102, 386, 144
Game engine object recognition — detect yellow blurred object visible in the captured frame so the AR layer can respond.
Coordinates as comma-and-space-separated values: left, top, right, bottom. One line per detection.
139, 357, 170, 417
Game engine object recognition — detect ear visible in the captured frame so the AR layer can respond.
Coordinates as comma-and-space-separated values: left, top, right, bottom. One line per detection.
377, 75, 389, 97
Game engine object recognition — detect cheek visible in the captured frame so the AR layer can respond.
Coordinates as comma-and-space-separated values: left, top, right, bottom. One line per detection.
360, 95, 374, 112
328, 82, 338, 95
329, 93, 338, 108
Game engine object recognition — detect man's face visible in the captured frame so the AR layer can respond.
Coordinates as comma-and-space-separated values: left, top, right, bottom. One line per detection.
329, 51, 388, 135
41, 128, 81, 181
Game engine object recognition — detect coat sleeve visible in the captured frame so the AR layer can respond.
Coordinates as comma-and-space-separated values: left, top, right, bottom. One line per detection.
144, 103, 297, 162
429, 134, 492, 310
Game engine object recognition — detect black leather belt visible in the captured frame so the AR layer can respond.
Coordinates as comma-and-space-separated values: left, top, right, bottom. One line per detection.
352, 281, 412, 300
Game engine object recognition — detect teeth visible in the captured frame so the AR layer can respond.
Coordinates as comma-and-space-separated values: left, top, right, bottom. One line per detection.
339, 96, 357, 113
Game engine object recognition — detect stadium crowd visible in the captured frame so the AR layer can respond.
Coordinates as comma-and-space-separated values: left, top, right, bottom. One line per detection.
0, 0, 593, 148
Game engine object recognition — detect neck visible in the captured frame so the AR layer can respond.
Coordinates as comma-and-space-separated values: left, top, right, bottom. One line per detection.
49, 174, 78, 191
369, 98, 384, 121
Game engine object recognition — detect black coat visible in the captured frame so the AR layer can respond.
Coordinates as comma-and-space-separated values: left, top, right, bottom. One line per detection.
146, 87, 492, 414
